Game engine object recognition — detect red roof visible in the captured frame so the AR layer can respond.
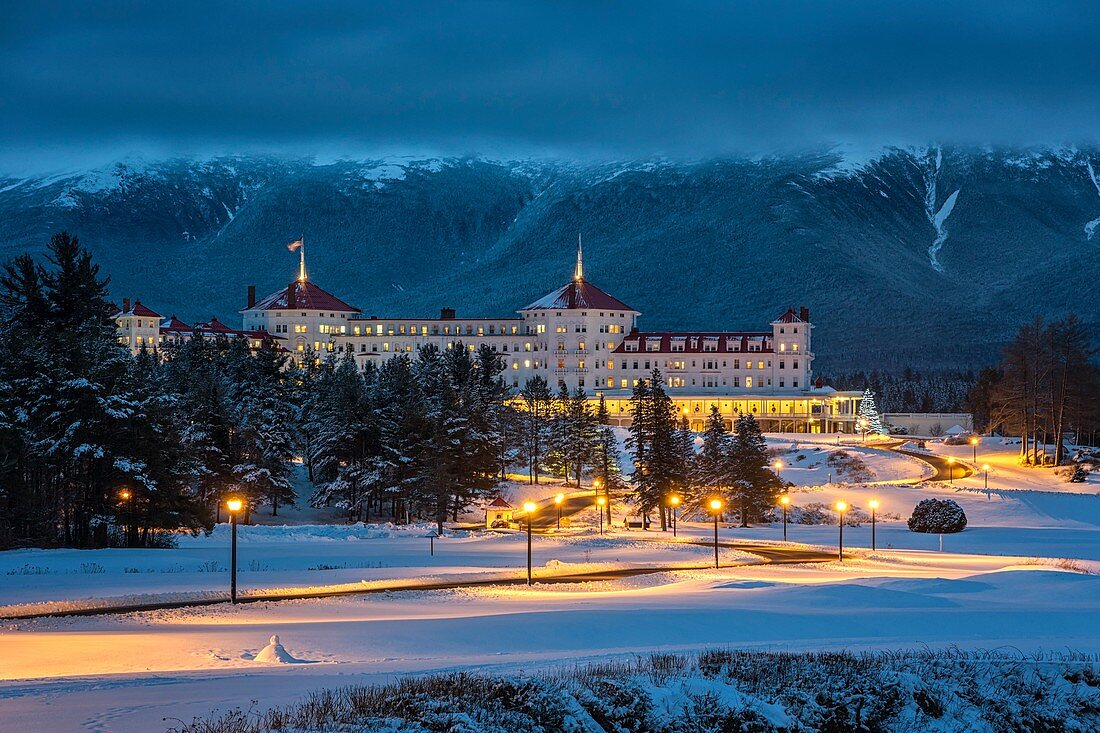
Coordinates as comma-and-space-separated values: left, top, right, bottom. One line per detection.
197, 316, 235, 334
522, 278, 636, 312
247, 281, 360, 313
114, 300, 161, 318
486, 497, 513, 509
773, 308, 805, 324
613, 332, 774, 355
160, 315, 193, 334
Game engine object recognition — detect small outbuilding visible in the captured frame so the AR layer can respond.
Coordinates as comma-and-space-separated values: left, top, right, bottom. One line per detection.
485, 497, 514, 529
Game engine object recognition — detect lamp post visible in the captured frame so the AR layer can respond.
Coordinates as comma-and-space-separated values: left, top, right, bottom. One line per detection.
779, 494, 790, 541
969, 436, 979, 463
225, 498, 243, 604
669, 495, 680, 537
596, 495, 607, 534
947, 456, 956, 484
982, 463, 991, 499
868, 499, 879, 551
835, 500, 848, 561
119, 489, 134, 547
708, 498, 723, 569
594, 477, 607, 525
554, 493, 564, 530
523, 500, 537, 585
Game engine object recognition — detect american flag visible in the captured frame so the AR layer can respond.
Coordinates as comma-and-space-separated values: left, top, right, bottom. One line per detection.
287, 238, 303, 252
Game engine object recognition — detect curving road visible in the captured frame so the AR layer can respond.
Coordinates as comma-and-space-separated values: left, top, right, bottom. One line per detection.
890, 445, 973, 482
0, 540, 831, 621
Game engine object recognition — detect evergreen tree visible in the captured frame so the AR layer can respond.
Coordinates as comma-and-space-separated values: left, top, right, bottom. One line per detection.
627, 369, 679, 530
519, 375, 553, 483
857, 388, 886, 435
592, 395, 622, 523
693, 406, 732, 507
729, 414, 782, 526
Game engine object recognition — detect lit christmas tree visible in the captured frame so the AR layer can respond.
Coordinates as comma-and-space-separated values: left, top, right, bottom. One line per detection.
857, 388, 886, 435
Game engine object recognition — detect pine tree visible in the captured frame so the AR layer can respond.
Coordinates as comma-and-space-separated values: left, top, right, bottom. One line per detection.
729, 413, 782, 526
520, 375, 553, 484
857, 388, 886, 435
627, 369, 679, 530
693, 406, 731, 507
592, 395, 622, 523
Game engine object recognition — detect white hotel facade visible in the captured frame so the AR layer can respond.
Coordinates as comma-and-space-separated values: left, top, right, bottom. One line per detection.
230, 246, 863, 433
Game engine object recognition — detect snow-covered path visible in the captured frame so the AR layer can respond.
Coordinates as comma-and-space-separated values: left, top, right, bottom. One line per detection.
3, 553, 1098, 732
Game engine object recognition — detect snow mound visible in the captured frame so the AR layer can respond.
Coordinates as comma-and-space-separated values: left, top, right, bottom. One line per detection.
253, 634, 304, 664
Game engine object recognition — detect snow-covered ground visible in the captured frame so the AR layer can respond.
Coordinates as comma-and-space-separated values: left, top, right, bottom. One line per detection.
3, 434, 1099, 731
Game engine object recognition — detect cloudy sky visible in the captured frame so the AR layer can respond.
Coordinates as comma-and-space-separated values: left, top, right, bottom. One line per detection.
3, 1, 1099, 171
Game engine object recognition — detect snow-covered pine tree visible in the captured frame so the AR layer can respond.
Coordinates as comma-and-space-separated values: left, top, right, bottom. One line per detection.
857, 388, 886, 435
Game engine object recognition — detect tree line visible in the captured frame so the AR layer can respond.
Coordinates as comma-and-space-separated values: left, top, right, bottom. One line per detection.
968, 316, 1100, 464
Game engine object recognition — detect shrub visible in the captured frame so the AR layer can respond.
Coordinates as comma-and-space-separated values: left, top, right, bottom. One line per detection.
907, 498, 967, 534
1069, 464, 1089, 483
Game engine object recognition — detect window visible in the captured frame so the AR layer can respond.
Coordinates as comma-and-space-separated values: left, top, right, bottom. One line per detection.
734, 359, 740, 369
746, 377, 753, 388
780, 360, 785, 369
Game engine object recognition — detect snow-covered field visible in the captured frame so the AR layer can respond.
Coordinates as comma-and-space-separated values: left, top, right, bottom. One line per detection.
2, 435, 1099, 732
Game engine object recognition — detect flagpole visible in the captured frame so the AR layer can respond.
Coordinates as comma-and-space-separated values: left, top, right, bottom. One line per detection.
298, 234, 306, 282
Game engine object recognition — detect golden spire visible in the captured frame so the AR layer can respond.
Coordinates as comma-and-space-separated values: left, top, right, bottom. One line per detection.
574, 233, 583, 282
297, 236, 307, 282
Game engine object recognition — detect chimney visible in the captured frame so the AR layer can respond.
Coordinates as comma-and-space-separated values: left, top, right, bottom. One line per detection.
440, 307, 456, 320
123, 297, 131, 313
287, 283, 297, 309
247, 285, 256, 309
799, 306, 810, 323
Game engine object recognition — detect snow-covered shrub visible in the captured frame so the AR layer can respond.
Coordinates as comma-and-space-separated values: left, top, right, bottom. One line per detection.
1068, 464, 1089, 483
907, 498, 967, 533
826, 450, 874, 483
173, 649, 1100, 733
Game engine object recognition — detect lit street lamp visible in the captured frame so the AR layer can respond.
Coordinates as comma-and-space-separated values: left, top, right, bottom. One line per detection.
225, 497, 243, 604
554, 493, 564, 530
523, 501, 537, 585
119, 488, 134, 547
779, 493, 790, 541
969, 435, 980, 463
594, 477, 607, 525
835, 500, 848, 561
596, 495, 607, 534
708, 498, 723, 569
868, 499, 879, 551
669, 495, 681, 537
947, 456, 956, 484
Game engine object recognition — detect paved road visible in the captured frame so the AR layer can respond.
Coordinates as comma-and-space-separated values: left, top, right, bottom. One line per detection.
0, 540, 831, 621
890, 445, 974, 482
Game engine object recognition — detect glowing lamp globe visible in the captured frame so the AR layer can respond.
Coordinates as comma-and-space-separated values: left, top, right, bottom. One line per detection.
835, 501, 848, 513
226, 498, 243, 513
596, 496, 607, 507
522, 501, 537, 514
868, 499, 879, 510
669, 495, 681, 506
709, 498, 723, 511
779, 495, 790, 506
554, 493, 564, 505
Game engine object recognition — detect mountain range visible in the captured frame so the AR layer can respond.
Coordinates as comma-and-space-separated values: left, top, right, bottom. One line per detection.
2, 147, 1098, 372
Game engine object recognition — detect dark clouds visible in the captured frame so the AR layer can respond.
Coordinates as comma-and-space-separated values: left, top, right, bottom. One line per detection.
3, 1, 1099, 171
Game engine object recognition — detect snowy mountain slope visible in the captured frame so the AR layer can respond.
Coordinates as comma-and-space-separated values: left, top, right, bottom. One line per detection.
0, 147, 1097, 370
